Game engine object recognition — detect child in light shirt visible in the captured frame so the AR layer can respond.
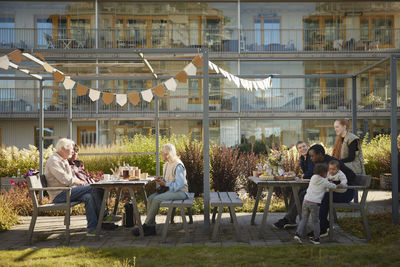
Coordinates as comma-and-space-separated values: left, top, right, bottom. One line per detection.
327, 160, 348, 193
294, 163, 342, 245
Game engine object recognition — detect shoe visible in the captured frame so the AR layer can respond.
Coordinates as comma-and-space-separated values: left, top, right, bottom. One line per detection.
273, 218, 295, 229
103, 214, 122, 223
294, 234, 302, 244
86, 229, 104, 237
310, 237, 320, 245
132, 226, 140, 237
307, 231, 314, 238
283, 221, 297, 229
102, 223, 118, 230
308, 229, 328, 239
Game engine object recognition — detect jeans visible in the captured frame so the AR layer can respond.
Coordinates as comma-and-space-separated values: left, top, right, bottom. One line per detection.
284, 188, 307, 222
319, 189, 355, 232
53, 185, 102, 230
296, 200, 320, 238
144, 191, 187, 226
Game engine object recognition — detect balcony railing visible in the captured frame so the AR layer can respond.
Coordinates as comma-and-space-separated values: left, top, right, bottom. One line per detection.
0, 28, 399, 53
0, 87, 396, 116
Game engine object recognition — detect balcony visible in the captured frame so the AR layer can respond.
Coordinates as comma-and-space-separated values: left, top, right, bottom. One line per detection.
0, 28, 399, 53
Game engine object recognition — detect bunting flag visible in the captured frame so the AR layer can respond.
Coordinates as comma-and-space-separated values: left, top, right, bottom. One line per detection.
175, 70, 188, 83
208, 61, 214, 71
192, 55, 203, 68
35, 53, 45, 61
257, 80, 265, 90
128, 92, 140, 106
0, 55, 10, 70
89, 89, 100, 101
141, 88, 153, 102
153, 83, 165, 98
43, 62, 55, 73
63, 76, 75, 90
164, 78, 177, 92
102, 92, 114, 104
8, 50, 22, 64
116, 94, 127, 106
76, 83, 88, 96
184, 62, 197, 76
53, 71, 65, 83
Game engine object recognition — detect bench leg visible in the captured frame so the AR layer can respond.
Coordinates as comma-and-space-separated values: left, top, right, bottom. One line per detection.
360, 208, 371, 241
212, 206, 218, 223
180, 207, 190, 242
229, 207, 241, 241
212, 206, 223, 241
228, 207, 233, 223
171, 207, 176, 224
28, 210, 38, 245
187, 208, 193, 224
162, 208, 173, 243
259, 187, 273, 235
65, 207, 71, 244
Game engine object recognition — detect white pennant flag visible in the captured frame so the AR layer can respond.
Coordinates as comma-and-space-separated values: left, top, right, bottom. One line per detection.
116, 94, 127, 106
220, 69, 228, 78
240, 79, 247, 88
257, 80, 265, 90
248, 80, 253, 91
263, 77, 272, 89
232, 76, 240, 88
88, 89, 100, 101
184, 62, 197, 76
208, 61, 214, 70
164, 78, 177, 92
0, 55, 10, 70
63, 76, 75, 90
141, 88, 153, 102
43, 62, 55, 73
212, 63, 220, 73
253, 81, 258, 91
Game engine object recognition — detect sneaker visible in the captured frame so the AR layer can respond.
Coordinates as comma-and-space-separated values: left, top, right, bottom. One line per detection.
103, 214, 122, 223
320, 229, 329, 238
310, 237, 320, 245
294, 234, 302, 244
273, 218, 296, 230
102, 223, 118, 230
86, 229, 104, 237
283, 221, 297, 229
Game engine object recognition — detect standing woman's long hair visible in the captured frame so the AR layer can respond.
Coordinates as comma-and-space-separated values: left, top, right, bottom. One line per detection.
332, 118, 350, 159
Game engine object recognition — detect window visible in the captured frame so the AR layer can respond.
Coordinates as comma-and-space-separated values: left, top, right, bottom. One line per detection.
360, 70, 389, 108
188, 78, 222, 105
303, 16, 345, 51
254, 17, 280, 46
77, 126, 96, 146
115, 17, 147, 48
36, 17, 52, 48
188, 16, 223, 48
34, 127, 54, 148
0, 16, 14, 47
360, 16, 393, 47
0, 74, 15, 101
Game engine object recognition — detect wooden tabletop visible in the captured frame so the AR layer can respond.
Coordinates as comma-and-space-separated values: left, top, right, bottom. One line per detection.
248, 176, 310, 185
91, 178, 154, 187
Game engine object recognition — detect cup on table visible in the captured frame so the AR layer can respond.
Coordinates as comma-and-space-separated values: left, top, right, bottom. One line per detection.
103, 174, 111, 181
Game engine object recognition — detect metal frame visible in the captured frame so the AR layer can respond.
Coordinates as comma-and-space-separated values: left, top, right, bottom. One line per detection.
1, 51, 399, 225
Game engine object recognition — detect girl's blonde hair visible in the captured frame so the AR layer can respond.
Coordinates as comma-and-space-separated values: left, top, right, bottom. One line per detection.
161, 143, 179, 162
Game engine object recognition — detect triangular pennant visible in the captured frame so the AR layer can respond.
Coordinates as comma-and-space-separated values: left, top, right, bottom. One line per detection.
141, 88, 153, 102
89, 89, 100, 101
208, 61, 214, 70
220, 68, 228, 78
102, 92, 114, 104
253, 81, 258, 91
212, 62, 220, 73
257, 80, 265, 90
164, 78, 177, 92
8, 50, 22, 64
226, 73, 233, 82
35, 52, 45, 61
53, 71, 65, 83
232, 76, 240, 88
43, 62, 55, 73
248, 80, 253, 91
175, 70, 188, 83
192, 55, 203, 68
76, 83, 88, 96
153, 83, 165, 98
116, 94, 127, 106
0, 55, 10, 70
240, 78, 247, 88
128, 92, 140, 106
184, 62, 197, 76
63, 76, 76, 90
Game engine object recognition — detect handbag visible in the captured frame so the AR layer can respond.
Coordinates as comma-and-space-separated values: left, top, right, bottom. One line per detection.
156, 185, 169, 194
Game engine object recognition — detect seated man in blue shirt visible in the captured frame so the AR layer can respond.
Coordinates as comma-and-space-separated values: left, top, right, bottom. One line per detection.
132, 143, 188, 236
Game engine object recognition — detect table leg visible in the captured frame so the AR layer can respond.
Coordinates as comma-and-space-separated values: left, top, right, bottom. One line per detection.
113, 187, 122, 215
128, 187, 144, 238
292, 185, 302, 220
259, 186, 274, 235
142, 185, 148, 209
282, 187, 289, 210
251, 185, 263, 225
96, 188, 110, 235
212, 206, 223, 241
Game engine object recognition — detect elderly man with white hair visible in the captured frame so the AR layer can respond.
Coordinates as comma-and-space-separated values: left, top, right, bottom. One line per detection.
45, 138, 117, 236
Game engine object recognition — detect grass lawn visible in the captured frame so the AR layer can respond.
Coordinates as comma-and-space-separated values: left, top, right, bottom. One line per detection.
1, 213, 400, 267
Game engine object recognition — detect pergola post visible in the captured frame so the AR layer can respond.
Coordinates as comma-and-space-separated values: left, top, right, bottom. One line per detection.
67, 89, 72, 139
390, 55, 399, 224
39, 80, 44, 201
352, 76, 358, 203
202, 48, 210, 227
155, 95, 160, 176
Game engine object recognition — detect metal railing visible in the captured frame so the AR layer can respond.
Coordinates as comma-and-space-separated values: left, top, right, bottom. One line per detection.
0, 27, 399, 53
0, 87, 396, 115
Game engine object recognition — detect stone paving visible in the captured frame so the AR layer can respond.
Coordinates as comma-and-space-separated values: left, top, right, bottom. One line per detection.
0, 190, 395, 249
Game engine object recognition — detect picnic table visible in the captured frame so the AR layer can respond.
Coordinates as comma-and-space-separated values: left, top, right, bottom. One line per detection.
91, 178, 153, 237
248, 176, 309, 234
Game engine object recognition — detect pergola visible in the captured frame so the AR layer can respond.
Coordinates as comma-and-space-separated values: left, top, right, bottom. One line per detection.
1, 48, 399, 226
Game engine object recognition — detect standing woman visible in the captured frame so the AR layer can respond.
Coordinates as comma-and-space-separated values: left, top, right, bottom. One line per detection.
332, 118, 365, 175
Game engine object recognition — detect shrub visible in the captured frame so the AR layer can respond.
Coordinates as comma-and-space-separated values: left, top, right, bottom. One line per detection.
238, 149, 266, 198
210, 145, 244, 192
362, 134, 392, 177
0, 191, 19, 231
177, 139, 203, 197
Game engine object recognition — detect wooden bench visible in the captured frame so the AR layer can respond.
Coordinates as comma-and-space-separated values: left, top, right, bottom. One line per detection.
27, 174, 81, 244
210, 192, 243, 241
160, 193, 195, 242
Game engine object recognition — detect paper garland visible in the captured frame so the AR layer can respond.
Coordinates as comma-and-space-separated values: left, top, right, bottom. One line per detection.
116, 94, 127, 106
63, 76, 75, 90
53, 71, 65, 83
8, 50, 22, 64
43, 62, 55, 73
128, 92, 140, 106
102, 92, 114, 104
184, 62, 197, 76
153, 84, 165, 98
89, 89, 100, 101
76, 83, 88, 96
0, 55, 10, 70
192, 55, 203, 68
164, 78, 177, 92
141, 89, 153, 102
175, 70, 188, 83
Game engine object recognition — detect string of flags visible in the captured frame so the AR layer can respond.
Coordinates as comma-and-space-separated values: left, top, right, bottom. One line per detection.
0, 50, 273, 107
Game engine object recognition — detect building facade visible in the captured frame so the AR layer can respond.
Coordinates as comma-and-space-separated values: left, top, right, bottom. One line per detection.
0, 0, 399, 149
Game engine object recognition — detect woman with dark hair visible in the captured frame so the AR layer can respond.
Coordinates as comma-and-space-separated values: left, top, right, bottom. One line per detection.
68, 144, 95, 185
332, 118, 365, 175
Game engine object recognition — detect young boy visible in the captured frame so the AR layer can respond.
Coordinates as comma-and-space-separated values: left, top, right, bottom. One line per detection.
327, 160, 347, 193
294, 163, 342, 245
